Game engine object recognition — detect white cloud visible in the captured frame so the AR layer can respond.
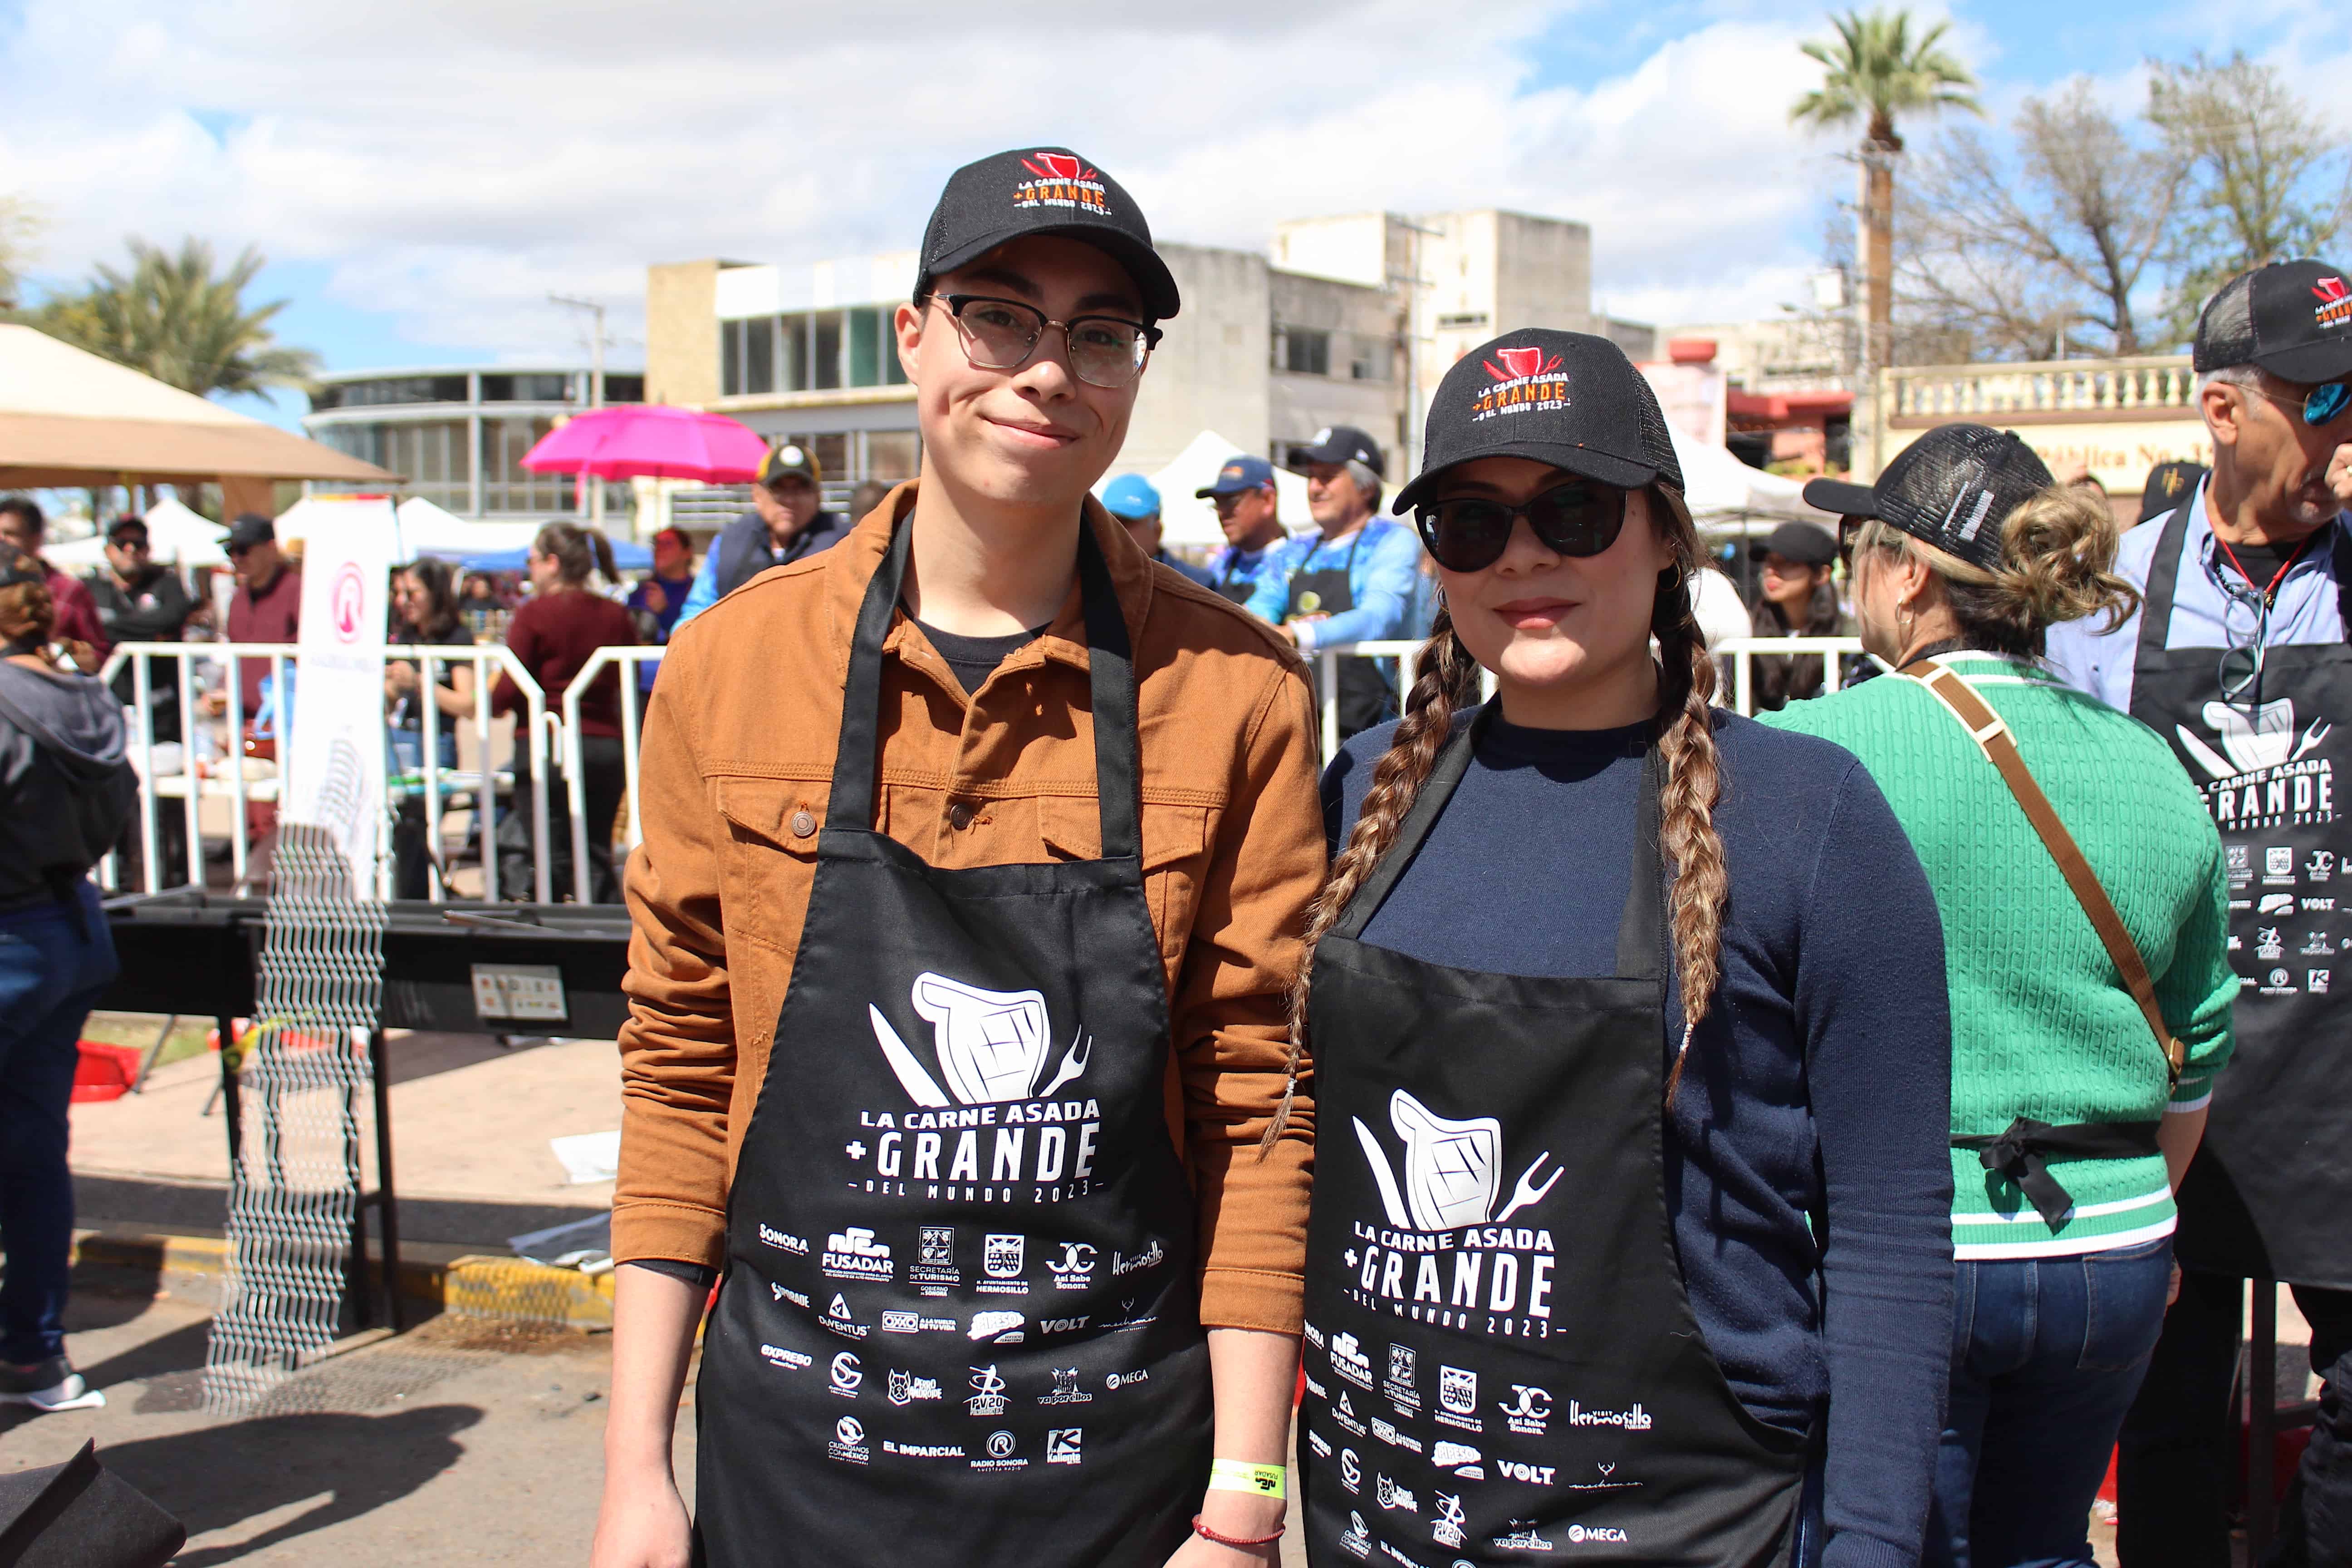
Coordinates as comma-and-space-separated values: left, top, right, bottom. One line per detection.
0, 0, 2006, 368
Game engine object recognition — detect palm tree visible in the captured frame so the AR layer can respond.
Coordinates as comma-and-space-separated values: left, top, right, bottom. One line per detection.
20, 237, 318, 398
1792, 9, 1980, 372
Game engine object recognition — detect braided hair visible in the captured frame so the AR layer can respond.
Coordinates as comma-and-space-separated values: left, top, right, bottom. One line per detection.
1264, 483, 1727, 1146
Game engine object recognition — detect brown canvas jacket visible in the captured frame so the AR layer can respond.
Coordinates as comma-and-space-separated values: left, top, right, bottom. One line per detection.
616, 484, 1323, 1333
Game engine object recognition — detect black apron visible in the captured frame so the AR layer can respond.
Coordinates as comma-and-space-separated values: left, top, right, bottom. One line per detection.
1213, 548, 1259, 607
1285, 530, 1396, 739
693, 520, 1213, 1566
2129, 501, 2352, 1289
1298, 712, 1807, 1567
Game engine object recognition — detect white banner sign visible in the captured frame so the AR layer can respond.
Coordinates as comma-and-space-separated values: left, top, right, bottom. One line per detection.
284, 496, 398, 896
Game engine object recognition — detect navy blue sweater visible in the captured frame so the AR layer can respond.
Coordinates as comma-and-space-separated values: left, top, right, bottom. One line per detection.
1324, 709, 1954, 1568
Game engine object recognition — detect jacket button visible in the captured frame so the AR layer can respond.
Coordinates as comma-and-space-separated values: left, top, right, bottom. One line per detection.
789, 808, 816, 838
947, 801, 974, 830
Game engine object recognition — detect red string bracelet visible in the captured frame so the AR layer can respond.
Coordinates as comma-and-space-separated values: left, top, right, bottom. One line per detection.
1191, 1515, 1286, 1548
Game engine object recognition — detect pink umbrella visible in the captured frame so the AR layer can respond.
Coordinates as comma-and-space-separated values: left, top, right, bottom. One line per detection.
519, 405, 770, 483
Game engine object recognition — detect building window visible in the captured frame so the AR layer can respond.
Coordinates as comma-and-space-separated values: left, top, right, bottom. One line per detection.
479, 372, 574, 402
1282, 328, 1331, 377
812, 313, 843, 391
603, 374, 644, 403
847, 307, 882, 388
721, 321, 743, 397
745, 318, 775, 395
1350, 334, 1390, 382
732, 310, 913, 396
480, 419, 577, 514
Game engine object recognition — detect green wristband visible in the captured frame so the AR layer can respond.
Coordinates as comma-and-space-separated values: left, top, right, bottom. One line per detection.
1208, 1460, 1287, 1499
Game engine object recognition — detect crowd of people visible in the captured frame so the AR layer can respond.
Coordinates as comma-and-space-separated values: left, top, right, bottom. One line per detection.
4, 139, 2349, 1568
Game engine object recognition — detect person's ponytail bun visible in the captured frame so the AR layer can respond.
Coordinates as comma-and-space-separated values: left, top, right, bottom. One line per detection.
1989, 484, 2140, 637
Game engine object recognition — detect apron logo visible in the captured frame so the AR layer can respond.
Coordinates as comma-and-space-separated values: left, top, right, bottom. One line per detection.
1356, 1089, 1560, 1232
1495, 1459, 1555, 1484
1431, 1492, 1468, 1549
972, 1429, 1028, 1472
1564, 1525, 1630, 1544
966, 1364, 1010, 1415
1493, 1521, 1554, 1552
819, 1294, 869, 1339
1045, 1427, 1083, 1465
1108, 1367, 1150, 1391
984, 1233, 1026, 1278
1499, 1383, 1551, 1436
1377, 1475, 1417, 1511
871, 974, 1092, 1107
1435, 1365, 1481, 1433
1038, 1367, 1093, 1406
967, 1311, 1026, 1344
829, 1351, 863, 1397
822, 1226, 895, 1282
1430, 1440, 1483, 1477
2178, 700, 2337, 831
1341, 1512, 1373, 1559
770, 1280, 810, 1308
887, 1368, 943, 1405
1384, 1343, 1420, 1411
828, 1416, 869, 1465
1049, 1241, 1097, 1289
1341, 1449, 1362, 1490
760, 1343, 811, 1370
1333, 1391, 1369, 1436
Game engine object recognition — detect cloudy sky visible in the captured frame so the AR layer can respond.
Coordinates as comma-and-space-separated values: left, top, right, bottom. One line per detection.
2, 0, 2345, 426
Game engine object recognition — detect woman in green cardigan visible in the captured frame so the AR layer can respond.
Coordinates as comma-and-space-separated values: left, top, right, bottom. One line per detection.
1765, 424, 2238, 1568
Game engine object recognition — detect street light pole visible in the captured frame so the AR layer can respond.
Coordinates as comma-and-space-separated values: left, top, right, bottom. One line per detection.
551, 294, 608, 531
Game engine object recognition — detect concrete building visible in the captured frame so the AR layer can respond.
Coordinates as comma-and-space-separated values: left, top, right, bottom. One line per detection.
302, 367, 643, 520
643, 205, 1651, 495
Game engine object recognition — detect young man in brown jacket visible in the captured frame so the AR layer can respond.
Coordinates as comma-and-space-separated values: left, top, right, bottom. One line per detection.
593, 149, 1323, 1568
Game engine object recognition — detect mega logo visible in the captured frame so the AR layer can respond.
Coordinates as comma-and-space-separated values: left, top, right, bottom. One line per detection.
1013, 153, 1110, 216
1563, 1525, 1630, 1545
2316, 276, 2352, 330
1471, 346, 1569, 423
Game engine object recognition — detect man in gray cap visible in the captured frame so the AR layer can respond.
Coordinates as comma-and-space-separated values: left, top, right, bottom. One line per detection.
2047, 258, 2352, 1567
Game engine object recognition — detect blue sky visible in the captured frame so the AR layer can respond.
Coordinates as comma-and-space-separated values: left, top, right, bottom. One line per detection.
2, 0, 2343, 433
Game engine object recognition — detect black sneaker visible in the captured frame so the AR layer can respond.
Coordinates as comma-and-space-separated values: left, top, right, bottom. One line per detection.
0, 1356, 106, 1412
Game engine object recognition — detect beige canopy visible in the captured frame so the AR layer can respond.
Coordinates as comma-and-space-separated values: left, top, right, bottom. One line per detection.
0, 324, 396, 510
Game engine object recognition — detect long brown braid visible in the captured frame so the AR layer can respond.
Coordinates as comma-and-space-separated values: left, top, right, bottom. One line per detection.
1262, 483, 1727, 1149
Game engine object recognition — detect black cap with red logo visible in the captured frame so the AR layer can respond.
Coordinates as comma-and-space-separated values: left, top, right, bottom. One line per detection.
2194, 259, 2352, 384
915, 147, 1181, 323
1393, 329, 1683, 515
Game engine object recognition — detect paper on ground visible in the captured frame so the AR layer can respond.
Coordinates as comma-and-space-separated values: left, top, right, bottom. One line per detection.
549, 1130, 622, 1185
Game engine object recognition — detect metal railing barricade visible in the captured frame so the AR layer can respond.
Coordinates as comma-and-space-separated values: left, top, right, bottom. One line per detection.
1712, 635, 1876, 717
562, 645, 667, 905
97, 641, 553, 903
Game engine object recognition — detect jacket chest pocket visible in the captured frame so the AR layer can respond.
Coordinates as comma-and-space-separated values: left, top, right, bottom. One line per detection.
712, 777, 826, 963
1037, 795, 1215, 965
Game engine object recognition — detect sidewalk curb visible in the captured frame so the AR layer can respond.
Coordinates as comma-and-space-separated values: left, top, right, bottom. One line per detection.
69, 1230, 615, 1331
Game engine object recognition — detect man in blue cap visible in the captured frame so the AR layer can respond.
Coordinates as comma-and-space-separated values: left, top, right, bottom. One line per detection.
1195, 454, 1287, 606
1101, 472, 1212, 586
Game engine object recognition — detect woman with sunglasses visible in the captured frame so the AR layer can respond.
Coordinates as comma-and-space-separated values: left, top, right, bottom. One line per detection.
1774, 427, 2236, 1568
2044, 259, 2352, 1568
1293, 331, 1955, 1567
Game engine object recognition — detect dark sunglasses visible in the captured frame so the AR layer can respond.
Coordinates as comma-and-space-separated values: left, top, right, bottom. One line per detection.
2254, 379, 2352, 426
1414, 482, 1628, 573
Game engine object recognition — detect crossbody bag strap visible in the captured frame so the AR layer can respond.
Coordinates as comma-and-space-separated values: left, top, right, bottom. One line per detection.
1900, 659, 2187, 1086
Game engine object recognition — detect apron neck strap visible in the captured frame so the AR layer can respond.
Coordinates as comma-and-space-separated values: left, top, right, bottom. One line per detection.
1330, 701, 1667, 985
2134, 496, 2195, 664
828, 518, 1142, 860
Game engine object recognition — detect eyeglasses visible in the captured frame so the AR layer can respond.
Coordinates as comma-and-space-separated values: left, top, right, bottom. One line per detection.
1413, 482, 1629, 573
2251, 379, 2352, 427
924, 294, 1160, 389
2220, 576, 2269, 703
110, 536, 149, 551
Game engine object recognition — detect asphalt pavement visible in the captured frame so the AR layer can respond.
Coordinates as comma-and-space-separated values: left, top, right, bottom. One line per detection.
1, 1290, 685, 1565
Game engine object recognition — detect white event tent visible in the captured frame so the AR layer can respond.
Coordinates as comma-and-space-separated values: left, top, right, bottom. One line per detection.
41, 493, 230, 570
271, 494, 543, 560
1100, 430, 1315, 551
1666, 425, 1837, 528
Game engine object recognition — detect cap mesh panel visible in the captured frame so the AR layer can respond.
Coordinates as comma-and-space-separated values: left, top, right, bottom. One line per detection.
2195, 271, 2257, 371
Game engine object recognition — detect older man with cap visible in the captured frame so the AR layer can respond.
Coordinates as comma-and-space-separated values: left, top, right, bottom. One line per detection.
673, 442, 852, 630
1101, 472, 1212, 586
1245, 424, 1421, 736
2045, 258, 2352, 1568
1196, 454, 1286, 606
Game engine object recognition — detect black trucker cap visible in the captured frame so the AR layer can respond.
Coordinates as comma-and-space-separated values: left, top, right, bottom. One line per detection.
915, 147, 1181, 322
225, 513, 276, 554
1749, 520, 1838, 567
1803, 424, 2053, 576
1393, 329, 1683, 515
2195, 260, 2352, 384
1293, 425, 1387, 477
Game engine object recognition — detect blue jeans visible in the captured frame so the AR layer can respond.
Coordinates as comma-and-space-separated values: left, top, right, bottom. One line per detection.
0, 883, 118, 1364
1928, 1236, 2175, 1568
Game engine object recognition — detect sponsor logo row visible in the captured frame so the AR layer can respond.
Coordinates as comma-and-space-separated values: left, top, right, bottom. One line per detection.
827, 1416, 1084, 1471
